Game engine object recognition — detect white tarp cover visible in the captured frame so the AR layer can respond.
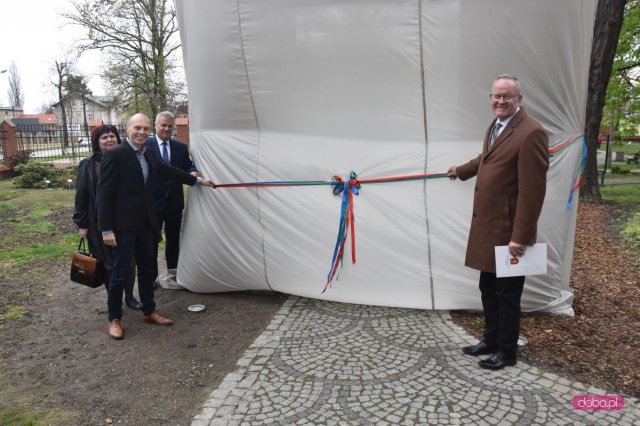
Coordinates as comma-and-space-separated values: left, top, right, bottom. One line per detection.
175, 0, 596, 314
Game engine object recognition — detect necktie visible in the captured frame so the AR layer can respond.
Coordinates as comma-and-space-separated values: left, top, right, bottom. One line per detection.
162, 142, 170, 164
489, 122, 502, 148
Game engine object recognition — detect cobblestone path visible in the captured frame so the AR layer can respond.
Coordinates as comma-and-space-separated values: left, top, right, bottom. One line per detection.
193, 297, 640, 425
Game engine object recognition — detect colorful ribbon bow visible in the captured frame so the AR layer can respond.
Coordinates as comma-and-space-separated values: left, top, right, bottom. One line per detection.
324, 172, 361, 292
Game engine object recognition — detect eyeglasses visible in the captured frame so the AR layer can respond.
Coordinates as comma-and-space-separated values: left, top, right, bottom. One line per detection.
489, 94, 520, 102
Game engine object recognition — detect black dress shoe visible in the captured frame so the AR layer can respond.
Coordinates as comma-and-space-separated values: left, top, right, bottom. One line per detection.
462, 341, 497, 356
125, 298, 143, 310
478, 351, 517, 370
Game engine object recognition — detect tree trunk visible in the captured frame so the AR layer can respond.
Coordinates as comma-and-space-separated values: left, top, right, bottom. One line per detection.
82, 96, 90, 140
54, 60, 71, 152
58, 87, 69, 152
582, 0, 627, 203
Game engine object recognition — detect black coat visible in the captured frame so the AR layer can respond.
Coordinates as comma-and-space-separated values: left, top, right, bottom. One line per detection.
96, 141, 198, 239
72, 153, 112, 265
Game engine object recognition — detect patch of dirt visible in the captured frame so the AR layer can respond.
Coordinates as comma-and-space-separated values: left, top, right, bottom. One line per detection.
0, 205, 17, 242
451, 202, 640, 398
47, 207, 78, 236
0, 204, 288, 425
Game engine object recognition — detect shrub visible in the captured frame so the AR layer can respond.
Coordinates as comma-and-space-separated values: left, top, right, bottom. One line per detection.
55, 166, 79, 189
13, 162, 64, 189
611, 166, 631, 175
4, 150, 32, 168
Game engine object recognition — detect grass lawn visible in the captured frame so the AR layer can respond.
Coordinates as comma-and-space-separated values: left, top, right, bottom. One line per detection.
0, 180, 75, 207
601, 184, 640, 253
598, 141, 640, 166
602, 140, 640, 155
0, 180, 77, 266
0, 180, 167, 265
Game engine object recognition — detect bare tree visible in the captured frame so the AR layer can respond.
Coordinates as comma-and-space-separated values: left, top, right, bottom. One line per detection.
582, 0, 628, 203
65, 74, 93, 140
64, 0, 182, 117
50, 56, 77, 151
166, 77, 188, 116
38, 103, 55, 114
6, 61, 24, 109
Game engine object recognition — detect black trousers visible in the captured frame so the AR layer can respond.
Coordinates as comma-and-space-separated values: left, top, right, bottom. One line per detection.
155, 206, 183, 270
108, 228, 157, 320
479, 271, 525, 357
103, 260, 136, 300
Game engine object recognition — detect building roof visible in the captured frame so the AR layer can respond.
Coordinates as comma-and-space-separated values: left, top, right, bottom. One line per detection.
93, 96, 115, 104
12, 118, 38, 126
51, 95, 116, 109
19, 114, 57, 124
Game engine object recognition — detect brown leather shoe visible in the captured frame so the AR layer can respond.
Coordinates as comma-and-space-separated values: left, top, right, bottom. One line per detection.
143, 311, 173, 326
108, 319, 124, 339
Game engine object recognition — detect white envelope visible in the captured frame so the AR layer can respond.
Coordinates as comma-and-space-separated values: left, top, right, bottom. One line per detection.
495, 243, 547, 278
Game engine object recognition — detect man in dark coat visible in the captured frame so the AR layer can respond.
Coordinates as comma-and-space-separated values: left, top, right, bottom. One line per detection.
447, 75, 549, 370
97, 113, 215, 339
144, 111, 197, 272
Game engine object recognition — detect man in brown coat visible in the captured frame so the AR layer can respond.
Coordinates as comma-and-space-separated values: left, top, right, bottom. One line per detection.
447, 74, 549, 370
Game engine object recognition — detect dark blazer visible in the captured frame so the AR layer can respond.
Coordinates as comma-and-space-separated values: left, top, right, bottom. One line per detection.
96, 141, 197, 236
456, 107, 549, 272
145, 136, 196, 212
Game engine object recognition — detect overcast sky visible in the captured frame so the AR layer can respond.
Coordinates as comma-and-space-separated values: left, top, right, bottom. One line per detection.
1, 0, 111, 113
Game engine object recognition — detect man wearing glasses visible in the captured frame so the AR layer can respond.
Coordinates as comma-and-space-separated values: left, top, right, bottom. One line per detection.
447, 74, 549, 370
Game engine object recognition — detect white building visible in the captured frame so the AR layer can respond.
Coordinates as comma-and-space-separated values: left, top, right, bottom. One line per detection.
52, 96, 122, 126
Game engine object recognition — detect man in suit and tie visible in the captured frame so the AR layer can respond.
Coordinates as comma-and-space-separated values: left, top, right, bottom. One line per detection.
98, 113, 215, 339
145, 111, 198, 273
447, 75, 549, 370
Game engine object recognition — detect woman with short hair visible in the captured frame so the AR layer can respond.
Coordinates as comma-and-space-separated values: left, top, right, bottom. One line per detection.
73, 125, 142, 311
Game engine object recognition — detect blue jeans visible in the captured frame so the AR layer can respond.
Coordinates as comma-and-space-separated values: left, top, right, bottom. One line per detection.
107, 228, 157, 320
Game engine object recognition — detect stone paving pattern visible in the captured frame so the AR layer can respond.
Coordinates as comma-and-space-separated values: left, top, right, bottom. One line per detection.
193, 296, 640, 425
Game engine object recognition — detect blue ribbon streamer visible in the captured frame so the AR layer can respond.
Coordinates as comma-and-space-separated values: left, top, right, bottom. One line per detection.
567, 136, 587, 209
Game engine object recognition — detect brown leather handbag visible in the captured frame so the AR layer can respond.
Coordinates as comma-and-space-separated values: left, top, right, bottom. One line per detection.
70, 238, 102, 288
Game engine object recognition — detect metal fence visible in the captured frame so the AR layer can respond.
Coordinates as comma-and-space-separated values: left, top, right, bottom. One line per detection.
15, 123, 126, 164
